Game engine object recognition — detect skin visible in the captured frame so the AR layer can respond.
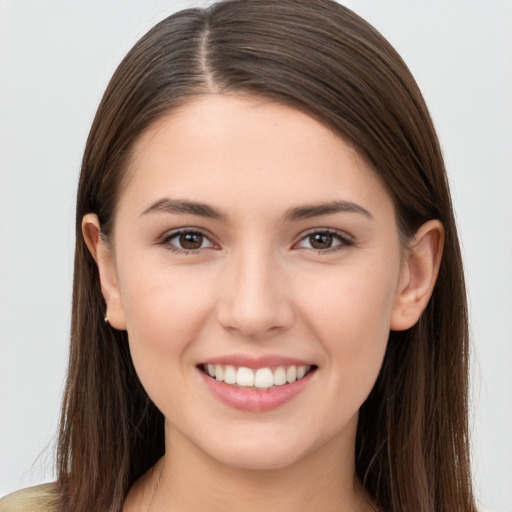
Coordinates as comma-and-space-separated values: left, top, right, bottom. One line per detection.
83, 94, 443, 511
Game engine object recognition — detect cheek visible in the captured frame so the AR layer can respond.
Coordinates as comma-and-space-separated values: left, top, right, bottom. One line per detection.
298, 259, 399, 383
117, 261, 214, 372
302, 262, 397, 334
117, 264, 219, 419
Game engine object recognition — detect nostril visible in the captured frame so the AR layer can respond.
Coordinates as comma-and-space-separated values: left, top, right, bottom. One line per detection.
216, 302, 295, 339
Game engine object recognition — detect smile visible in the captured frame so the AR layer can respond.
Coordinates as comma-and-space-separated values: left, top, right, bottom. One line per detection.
201, 363, 314, 389
198, 360, 318, 412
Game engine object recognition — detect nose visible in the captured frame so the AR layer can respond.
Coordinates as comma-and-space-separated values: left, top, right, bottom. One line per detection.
216, 248, 294, 339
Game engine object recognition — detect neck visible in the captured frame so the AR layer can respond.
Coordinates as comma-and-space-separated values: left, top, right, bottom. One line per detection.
126, 418, 374, 512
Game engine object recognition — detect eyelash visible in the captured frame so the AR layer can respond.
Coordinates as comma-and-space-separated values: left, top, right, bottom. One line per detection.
294, 228, 354, 253
159, 228, 354, 255
160, 229, 217, 254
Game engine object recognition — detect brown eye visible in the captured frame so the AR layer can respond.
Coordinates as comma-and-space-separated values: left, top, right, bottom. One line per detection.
163, 230, 215, 253
179, 232, 204, 250
295, 230, 352, 252
308, 233, 333, 249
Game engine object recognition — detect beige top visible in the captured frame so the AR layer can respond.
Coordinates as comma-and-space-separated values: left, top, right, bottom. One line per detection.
0, 484, 57, 512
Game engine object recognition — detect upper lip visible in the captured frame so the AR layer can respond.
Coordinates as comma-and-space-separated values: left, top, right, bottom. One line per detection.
198, 354, 316, 369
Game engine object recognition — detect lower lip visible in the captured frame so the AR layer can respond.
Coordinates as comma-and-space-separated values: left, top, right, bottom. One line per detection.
198, 368, 315, 412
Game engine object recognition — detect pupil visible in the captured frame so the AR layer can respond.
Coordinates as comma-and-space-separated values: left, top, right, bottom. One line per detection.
180, 233, 203, 249
310, 233, 332, 249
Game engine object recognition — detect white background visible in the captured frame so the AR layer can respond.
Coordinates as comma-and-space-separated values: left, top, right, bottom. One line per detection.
0, 1, 511, 510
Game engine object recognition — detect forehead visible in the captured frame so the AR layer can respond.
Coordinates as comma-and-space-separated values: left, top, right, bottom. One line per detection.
120, 93, 393, 221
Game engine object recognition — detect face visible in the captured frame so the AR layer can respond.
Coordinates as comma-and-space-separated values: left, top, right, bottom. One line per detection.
94, 94, 415, 471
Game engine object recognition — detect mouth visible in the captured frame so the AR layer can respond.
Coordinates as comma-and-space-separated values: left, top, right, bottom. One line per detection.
198, 363, 318, 390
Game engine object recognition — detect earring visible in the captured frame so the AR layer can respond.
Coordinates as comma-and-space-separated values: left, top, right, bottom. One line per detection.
104, 312, 110, 324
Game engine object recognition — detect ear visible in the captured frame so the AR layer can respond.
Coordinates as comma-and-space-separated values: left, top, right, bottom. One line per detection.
390, 219, 444, 331
82, 213, 127, 330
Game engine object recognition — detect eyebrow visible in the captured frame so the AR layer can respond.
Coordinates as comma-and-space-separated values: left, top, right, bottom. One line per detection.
140, 198, 373, 222
284, 200, 373, 221
140, 198, 226, 220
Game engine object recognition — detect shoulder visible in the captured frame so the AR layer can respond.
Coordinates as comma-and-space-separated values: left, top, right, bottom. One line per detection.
0, 483, 58, 512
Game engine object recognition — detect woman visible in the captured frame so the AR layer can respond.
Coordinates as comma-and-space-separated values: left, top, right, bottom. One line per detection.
0, 1, 478, 511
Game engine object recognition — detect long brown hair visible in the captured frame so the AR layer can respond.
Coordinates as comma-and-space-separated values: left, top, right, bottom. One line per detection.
57, 1, 476, 511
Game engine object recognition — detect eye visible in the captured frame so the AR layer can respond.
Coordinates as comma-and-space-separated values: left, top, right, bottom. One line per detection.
295, 229, 353, 252
161, 229, 216, 253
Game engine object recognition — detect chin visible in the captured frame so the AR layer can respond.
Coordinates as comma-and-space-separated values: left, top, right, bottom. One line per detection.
195, 426, 332, 473
209, 443, 307, 472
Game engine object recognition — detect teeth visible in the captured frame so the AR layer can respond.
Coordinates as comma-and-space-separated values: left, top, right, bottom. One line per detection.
203, 363, 313, 389
273, 367, 287, 386
286, 366, 297, 383
254, 368, 273, 388
224, 365, 237, 384
214, 364, 224, 381
236, 367, 255, 387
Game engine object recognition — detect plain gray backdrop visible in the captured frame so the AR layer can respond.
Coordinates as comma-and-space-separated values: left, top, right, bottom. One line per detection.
0, 1, 511, 510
